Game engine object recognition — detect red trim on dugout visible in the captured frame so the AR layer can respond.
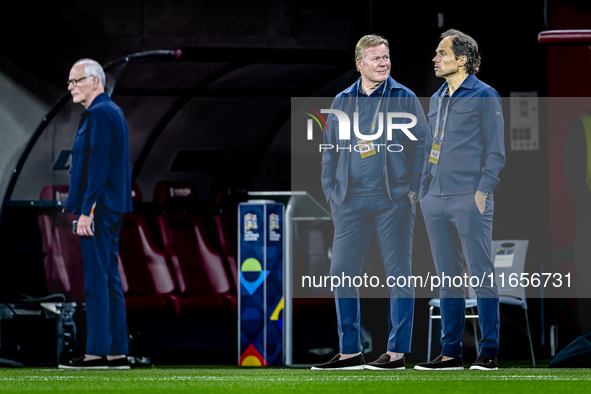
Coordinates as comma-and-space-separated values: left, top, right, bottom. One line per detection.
538, 30, 591, 45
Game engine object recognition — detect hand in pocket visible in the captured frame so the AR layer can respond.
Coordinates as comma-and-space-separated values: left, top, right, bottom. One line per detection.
474, 192, 486, 214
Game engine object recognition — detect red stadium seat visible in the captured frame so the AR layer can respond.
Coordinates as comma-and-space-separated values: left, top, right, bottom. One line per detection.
118, 213, 177, 315
213, 214, 238, 290
38, 185, 171, 316
38, 185, 86, 304
208, 179, 248, 293
118, 254, 128, 294
157, 214, 236, 318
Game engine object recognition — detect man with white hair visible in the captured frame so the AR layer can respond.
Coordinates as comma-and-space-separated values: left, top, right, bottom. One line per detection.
59, 59, 133, 369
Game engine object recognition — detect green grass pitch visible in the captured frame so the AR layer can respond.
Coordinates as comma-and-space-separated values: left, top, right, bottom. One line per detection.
0, 366, 590, 393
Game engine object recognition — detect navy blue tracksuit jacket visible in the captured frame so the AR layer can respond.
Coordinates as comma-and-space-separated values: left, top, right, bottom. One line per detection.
419, 74, 505, 199
66, 92, 133, 215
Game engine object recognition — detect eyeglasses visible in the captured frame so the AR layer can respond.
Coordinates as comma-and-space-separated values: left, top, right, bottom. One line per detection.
67, 75, 94, 87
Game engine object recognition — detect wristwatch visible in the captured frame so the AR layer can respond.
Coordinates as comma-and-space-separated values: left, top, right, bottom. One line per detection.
477, 190, 488, 196
408, 191, 419, 203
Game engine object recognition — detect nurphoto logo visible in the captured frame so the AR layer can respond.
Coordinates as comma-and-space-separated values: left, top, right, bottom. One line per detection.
303, 107, 418, 153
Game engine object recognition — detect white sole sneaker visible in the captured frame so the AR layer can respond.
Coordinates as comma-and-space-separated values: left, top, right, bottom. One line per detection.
311, 365, 365, 371
58, 365, 109, 370
470, 365, 498, 371
365, 365, 405, 371
414, 365, 464, 371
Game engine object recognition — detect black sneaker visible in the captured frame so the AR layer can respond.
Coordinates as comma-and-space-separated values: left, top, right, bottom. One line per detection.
108, 356, 131, 370
365, 353, 405, 370
311, 353, 365, 370
414, 355, 464, 371
470, 355, 498, 371
58, 356, 109, 370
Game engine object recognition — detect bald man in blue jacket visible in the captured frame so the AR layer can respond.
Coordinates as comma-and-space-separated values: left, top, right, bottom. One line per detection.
60, 59, 133, 370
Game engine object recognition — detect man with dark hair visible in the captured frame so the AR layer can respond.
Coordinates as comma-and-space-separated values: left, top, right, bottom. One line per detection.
59, 59, 133, 369
312, 34, 427, 370
414, 29, 505, 371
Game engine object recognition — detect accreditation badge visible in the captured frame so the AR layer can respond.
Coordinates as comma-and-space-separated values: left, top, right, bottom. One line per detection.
428, 143, 441, 164
358, 140, 376, 158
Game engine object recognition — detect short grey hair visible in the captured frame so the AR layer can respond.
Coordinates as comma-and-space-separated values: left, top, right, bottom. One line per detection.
74, 58, 106, 87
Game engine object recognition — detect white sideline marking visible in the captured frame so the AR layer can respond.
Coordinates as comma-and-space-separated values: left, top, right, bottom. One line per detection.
1, 375, 586, 382
2, 371, 591, 383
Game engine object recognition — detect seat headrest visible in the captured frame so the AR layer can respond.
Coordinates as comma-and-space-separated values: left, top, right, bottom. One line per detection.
209, 179, 250, 212
40, 185, 70, 201
153, 180, 198, 207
